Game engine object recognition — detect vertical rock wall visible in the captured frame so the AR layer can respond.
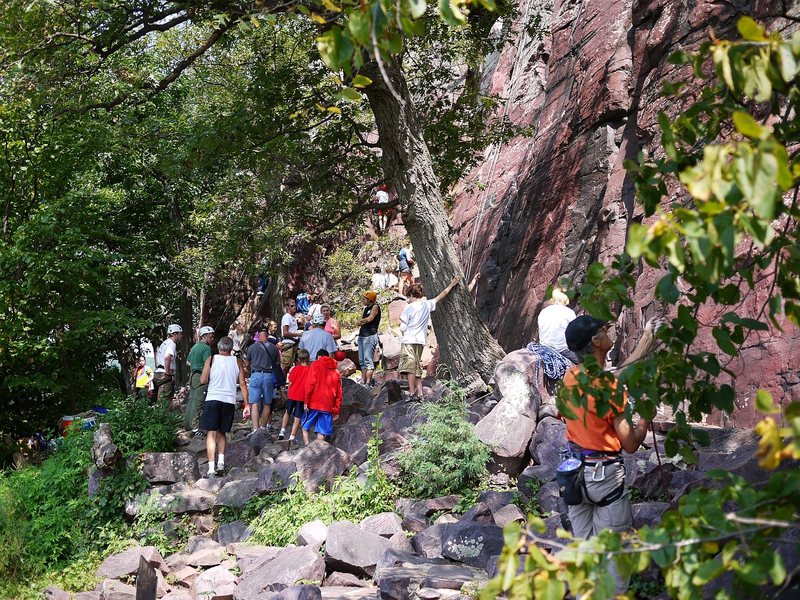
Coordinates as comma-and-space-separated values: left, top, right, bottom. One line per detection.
451, 0, 799, 426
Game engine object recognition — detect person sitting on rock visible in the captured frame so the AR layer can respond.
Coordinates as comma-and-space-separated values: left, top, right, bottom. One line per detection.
399, 277, 459, 402
302, 349, 342, 443
280, 348, 311, 445
559, 315, 657, 594
199, 336, 248, 477
527, 287, 578, 394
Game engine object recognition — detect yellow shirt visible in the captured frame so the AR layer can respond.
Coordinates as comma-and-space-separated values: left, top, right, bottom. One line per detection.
135, 366, 154, 389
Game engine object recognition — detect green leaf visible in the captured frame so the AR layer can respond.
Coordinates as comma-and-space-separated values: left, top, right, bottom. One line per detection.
737, 16, 767, 41
438, 0, 467, 26
756, 389, 779, 414
347, 11, 371, 45
533, 576, 565, 600
656, 274, 680, 303
732, 111, 768, 140
693, 558, 724, 585
351, 74, 373, 88
409, 0, 428, 19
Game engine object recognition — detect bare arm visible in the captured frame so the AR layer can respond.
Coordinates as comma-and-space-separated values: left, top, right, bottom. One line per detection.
433, 275, 460, 303
199, 356, 212, 385
283, 324, 302, 339
165, 353, 173, 376
237, 359, 249, 404
613, 413, 651, 453
359, 305, 379, 326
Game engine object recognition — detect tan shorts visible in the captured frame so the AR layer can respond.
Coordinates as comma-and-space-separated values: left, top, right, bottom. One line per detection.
399, 343, 424, 377
281, 343, 297, 370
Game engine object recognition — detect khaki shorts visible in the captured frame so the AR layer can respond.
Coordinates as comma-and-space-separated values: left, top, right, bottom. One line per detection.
281, 343, 297, 370
399, 343, 424, 377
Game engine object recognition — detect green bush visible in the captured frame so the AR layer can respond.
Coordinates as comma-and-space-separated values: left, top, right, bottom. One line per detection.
100, 394, 181, 454
246, 418, 397, 546
398, 383, 490, 498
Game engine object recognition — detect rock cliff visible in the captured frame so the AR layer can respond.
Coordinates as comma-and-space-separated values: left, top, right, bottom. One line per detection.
451, 0, 799, 426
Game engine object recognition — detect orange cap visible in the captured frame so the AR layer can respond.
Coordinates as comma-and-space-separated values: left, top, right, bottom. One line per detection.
363, 291, 378, 302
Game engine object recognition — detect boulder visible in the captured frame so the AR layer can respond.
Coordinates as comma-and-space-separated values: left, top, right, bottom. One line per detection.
167, 536, 226, 569
228, 544, 282, 574
338, 358, 358, 378
528, 417, 566, 467
214, 520, 252, 546
536, 481, 562, 514
537, 403, 560, 422
491, 504, 526, 527
325, 520, 393, 577
401, 513, 428, 533
264, 585, 322, 600
294, 439, 352, 492
215, 478, 258, 509
141, 452, 200, 485
441, 520, 504, 570
223, 442, 256, 469
492, 349, 542, 417
474, 399, 536, 475
379, 334, 402, 371
98, 578, 136, 600
297, 519, 329, 550
376, 563, 487, 600
191, 565, 236, 600
530, 513, 573, 550
389, 531, 415, 554
170, 565, 199, 589
517, 464, 553, 496
324, 572, 371, 588
160, 592, 192, 600
632, 502, 670, 529
44, 587, 70, 600
75, 593, 101, 600
96, 545, 167, 579
408, 496, 461, 517
246, 428, 274, 455
387, 300, 409, 326
630, 462, 672, 500
319, 588, 378, 599
411, 524, 447, 559
478, 490, 515, 513
360, 512, 403, 538
234, 546, 325, 598
378, 432, 408, 455
459, 502, 493, 524
151, 484, 216, 515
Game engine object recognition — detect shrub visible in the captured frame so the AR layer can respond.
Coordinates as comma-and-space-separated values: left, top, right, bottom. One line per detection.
100, 394, 180, 454
398, 383, 490, 499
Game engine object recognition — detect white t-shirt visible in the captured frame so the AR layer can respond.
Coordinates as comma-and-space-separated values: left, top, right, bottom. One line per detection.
155, 338, 177, 373
399, 298, 437, 345
228, 330, 243, 352
205, 355, 239, 404
376, 190, 389, 204
308, 303, 323, 320
371, 273, 386, 290
385, 273, 398, 288
537, 304, 577, 353
281, 313, 298, 346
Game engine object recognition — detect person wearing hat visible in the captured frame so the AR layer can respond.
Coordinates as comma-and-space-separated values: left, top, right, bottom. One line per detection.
299, 312, 337, 364
244, 326, 281, 433
357, 291, 381, 387
560, 315, 655, 594
153, 324, 183, 405
185, 325, 215, 432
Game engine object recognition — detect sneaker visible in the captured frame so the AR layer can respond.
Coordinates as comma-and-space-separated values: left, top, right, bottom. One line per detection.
216, 462, 225, 476
205, 470, 215, 479
277, 432, 285, 441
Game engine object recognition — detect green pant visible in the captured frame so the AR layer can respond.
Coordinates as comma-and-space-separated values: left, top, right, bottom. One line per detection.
153, 373, 174, 406
185, 371, 207, 430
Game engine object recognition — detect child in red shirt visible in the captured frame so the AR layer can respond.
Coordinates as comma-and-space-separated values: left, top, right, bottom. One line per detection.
302, 349, 343, 443
280, 348, 310, 444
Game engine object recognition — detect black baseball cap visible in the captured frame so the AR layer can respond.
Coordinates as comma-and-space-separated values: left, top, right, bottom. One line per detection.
565, 316, 607, 351
257, 326, 269, 333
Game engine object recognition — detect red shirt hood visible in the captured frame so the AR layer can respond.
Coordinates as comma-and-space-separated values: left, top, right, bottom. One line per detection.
315, 356, 339, 370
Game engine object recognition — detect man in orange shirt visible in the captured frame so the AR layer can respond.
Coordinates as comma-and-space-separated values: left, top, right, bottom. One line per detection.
561, 316, 653, 580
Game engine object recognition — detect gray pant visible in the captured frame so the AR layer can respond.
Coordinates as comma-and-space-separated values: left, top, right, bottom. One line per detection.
567, 461, 631, 594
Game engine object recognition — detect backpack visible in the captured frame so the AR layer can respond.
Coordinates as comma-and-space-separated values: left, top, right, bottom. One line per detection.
295, 292, 310, 314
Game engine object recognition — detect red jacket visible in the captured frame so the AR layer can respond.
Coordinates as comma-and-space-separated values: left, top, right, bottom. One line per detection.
304, 356, 342, 415
287, 364, 311, 402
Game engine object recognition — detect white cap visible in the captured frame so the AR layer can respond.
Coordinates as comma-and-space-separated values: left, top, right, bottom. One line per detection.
199, 326, 215, 337
312, 313, 325, 325
167, 324, 183, 334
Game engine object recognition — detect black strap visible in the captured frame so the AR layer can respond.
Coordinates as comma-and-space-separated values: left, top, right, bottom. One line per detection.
259, 342, 279, 369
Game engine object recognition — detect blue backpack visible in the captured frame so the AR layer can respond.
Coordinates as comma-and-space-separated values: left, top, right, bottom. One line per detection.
295, 292, 310, 314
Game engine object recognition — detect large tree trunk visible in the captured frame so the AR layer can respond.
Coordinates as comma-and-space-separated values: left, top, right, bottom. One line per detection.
363, 60, 506, 392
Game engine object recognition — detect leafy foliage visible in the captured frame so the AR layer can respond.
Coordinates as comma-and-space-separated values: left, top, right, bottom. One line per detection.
398, 383, 490, 498
100, 394, 181, 455
487, 18, 800, 600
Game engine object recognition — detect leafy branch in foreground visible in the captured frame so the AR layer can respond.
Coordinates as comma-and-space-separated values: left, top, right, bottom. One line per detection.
489, 17, 800, 600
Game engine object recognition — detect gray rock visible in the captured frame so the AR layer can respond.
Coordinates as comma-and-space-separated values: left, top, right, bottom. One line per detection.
478, 490, 515, 513
388, 531, 414, 554
223, 441, 256, 468
297, 519, 329, 550
440, 521, 504, 570
170, 565, 199, 589
324, 572, 371, 588
374, 549, 446, 580
536, 481, 562, 514
98, 578, 136, 600
632, 502, 670, 529
160, 592, 193, 600
491, 504, 526, 527
325, 521, 393, 577
408, 496, 461, 517
528, 417, 566, 467
75, 594, 102, 600
215, 478, 258, 509
630, 461, 672, 500
376, 563, 487, 600
360, 512, 403, 538
400, 513, 427, 533
191, 564, 236, 600
141, 452, 200, 485
492, 349, 542, 418
294, 439, 352, 492
215, 520, 252, 546
319, 587, 378, 599
459, 502, 493, 524
475, 398, 536, 471
96, 545, 167, 579
228, 544, 282, 573
529, 513, 572, 550
537, 403, 560, 422
411, 524, 447, 559
517, 464, 555, 497
257, 462, 299, 494
44, 587, 70, 600
247, 428, 274, 454
234, 546, 326, 598
167, 536, 226, 569
265, 585, 323, 600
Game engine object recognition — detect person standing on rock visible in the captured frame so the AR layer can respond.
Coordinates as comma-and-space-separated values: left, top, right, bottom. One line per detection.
321, 304, 341, 341
153, 324, 183, 405
185, 325, 215, 433
537, 287, 578, 363
357, 291, 381, 387
132, 356, 154, 400
397, 241, 415, 297
227, 321, 244, 357
299, 313, 337, 363
244, 326, 281, 433
281, 299, 302, 374
280, 348, 311, 444
559, 316, 655, 594
399, 277, 459, 402
199, 336, 248, 477
302, 349, 342, 443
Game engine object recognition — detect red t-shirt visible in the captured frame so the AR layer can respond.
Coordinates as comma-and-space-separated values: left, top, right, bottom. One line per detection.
287, 364, 311, 402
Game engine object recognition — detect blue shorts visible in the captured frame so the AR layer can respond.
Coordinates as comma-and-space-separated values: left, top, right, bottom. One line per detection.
301, 409, 333, 437
286, 399, 305, 419
248, 371, 274, 406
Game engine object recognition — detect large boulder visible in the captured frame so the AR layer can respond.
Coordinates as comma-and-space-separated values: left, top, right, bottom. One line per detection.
360, 512, 403, 538
96, 545, 167, 579
475, 399, 536, 475
141, 453, 200, 485
411, 524, 447, 559
376, 562, 487, 600
297, 519, 329, 551
294, 439, 352, 492
387, 300, 409, 326
407, 496, 461, 518
98, 579, 136, 600
167, 536, 226, 569
264, 585, 323, 600
256, 461, 297, 494
492, 349, 542, 418
632, 502, 671, 529
215, 478, 258, 509
234, 546, 325, 598
325, 521, 393, 578
127, 484, 215, 517
527, 416, 566, 481
440, 521, 504, 570
228, 545, 282, 574
379, 334, 402, 371
191, 565, 236, 600
214, 520, 252, 546
223, 442, 256, 469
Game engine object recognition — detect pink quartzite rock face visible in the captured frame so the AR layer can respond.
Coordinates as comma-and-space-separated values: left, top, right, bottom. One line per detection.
450, 0, 799, 428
